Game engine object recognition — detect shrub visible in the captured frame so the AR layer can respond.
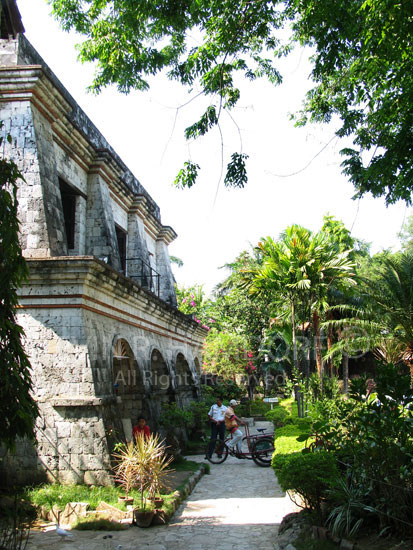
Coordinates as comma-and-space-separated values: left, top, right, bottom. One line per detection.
307, 396, 344, 425
186, 399, 211, 435
306, 374, 341, 403
322, 376, 342, 400
158, 403, 193, 430
249, 399, 272, 416
265, 406, 290, 428
272, 451, 339, 514
235, 403, 249, 417
218, 380, 244, 401
73, 517, 125, 530
305, 364, 413, 534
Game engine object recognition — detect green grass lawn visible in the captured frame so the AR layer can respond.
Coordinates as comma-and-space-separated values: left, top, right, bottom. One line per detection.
73, 517, 126, 530
22, 458, 202, 513
279, 397, 298, 417
271, 398, 313, 455
273, 423, 312, 455
172, 457, 201, 472
23, 484, 128, 512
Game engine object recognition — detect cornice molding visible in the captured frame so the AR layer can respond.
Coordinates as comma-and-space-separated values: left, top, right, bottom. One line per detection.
18, 257, 206, 344
0, 64, 177, 240
131, 196, 177, 244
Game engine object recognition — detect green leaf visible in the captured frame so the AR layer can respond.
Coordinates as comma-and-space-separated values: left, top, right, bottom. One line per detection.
224, 152, 249, 189
173, 161, 200, 189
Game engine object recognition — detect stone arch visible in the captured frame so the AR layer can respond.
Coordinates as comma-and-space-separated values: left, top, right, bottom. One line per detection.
194, 357, 202, 377
175, 352, 198, 405
150, 348, 174, 397
112, 338, 148, 433
112, 338, 135, 395
149, 348, 175, 430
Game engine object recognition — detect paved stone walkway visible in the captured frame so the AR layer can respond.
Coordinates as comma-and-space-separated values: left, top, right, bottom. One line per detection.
27, 429, 297, 550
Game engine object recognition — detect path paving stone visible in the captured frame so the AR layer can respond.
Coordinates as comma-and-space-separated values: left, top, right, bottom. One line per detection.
26, 427, 297, 550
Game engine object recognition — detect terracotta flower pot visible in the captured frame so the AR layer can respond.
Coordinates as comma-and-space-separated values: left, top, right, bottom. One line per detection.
133, 509, 155, 528
151, 509, 166, 526
152, 497, 164, 508
118, 495, 134, 506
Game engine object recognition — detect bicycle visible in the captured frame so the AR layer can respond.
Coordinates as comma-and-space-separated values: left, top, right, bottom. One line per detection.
205, 423, 274, 467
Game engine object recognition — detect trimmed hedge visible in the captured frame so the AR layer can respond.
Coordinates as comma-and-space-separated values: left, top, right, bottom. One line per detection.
265, 406, 291, 428
272, 450, 339, 512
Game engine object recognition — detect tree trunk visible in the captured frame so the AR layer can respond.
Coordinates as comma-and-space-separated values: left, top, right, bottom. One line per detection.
303, 301, 312, 386
326, 311, 334, 376
312, 310, 323, 385
343, 352, 349, 394
291, 301, 299, 372
302, 319, 309, 384
407, 362, 413, 389
401, 348, 413, 388
247, 374, 256, 400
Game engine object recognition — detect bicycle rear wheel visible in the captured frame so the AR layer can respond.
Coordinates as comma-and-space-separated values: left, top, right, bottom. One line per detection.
252, 437, 274, 467
205, 439, 228, 464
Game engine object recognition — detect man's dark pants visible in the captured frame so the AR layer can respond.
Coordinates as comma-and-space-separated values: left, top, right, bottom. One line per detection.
207, 421, 226, 457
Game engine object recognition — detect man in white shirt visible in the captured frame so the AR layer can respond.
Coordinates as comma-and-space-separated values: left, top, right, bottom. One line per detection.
206, 397, 227, 459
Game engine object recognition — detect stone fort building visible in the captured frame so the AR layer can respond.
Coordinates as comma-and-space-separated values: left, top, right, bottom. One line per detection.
0, 1, 205, 485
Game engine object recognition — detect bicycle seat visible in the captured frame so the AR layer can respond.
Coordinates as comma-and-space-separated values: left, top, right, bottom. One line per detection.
256, 428, 266, 433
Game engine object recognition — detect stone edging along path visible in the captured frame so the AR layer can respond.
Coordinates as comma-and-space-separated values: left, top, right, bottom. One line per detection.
166, 463, 208, 517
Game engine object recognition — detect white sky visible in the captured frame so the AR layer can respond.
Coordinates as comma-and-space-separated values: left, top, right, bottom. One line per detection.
17, 0, 410, 293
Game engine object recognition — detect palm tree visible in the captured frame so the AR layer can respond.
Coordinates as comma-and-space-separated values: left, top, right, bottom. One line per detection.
251, 226, 313, 373
326, 252, 413, 388
250, 226, 356, 383
367, 253, 413, 386
303, 232, 356, 382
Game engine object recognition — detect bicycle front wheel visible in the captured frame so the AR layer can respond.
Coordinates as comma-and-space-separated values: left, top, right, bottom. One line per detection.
252, 437, 274, 467
205, 439, 228, 464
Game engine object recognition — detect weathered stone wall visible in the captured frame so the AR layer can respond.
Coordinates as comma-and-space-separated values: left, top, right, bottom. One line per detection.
156, 234, 178, 307
0, 34, 178, 304
0, 32, 206, 485
0, 98, 51, 256
1, 258, 204, 485
85, 172, 121, 270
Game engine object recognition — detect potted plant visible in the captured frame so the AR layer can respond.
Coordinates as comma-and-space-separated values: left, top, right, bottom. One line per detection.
134, 433, 173, 527
113, 434, 173, 527
148, 448, 172, 509
112, 441, 137, 506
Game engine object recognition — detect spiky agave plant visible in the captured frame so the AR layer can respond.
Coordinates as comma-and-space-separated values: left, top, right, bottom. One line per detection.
113, 434, 174, 511
112, 440, 139, 497
327, 479, 365, 538
135, 433, 174, 508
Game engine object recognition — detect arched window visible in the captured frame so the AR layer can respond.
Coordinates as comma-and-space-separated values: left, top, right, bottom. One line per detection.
150, 349, 171, 393
176, 353, 198, 403
112, 339, 139, 395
